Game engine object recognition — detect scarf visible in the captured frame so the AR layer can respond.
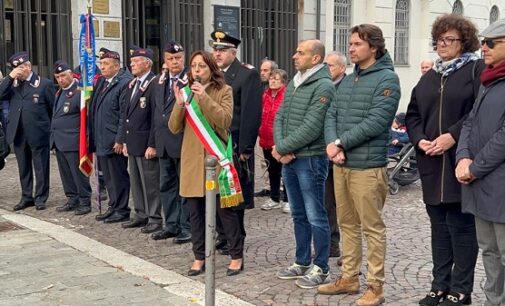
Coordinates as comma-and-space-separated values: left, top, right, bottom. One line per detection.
293, 63, 325, 88
433, 52, 479, 77
181, 86, 243, 208
480, 60, 505, 87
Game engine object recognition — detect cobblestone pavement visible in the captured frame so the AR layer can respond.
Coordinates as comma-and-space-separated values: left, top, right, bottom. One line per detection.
0, 154, 487, 305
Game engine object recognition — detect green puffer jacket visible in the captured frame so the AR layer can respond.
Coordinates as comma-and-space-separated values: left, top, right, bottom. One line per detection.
325, 52, 400, 169
274, 65, 335, 157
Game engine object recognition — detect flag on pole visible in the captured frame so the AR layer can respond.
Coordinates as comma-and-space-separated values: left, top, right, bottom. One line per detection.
78, 11, 96, 176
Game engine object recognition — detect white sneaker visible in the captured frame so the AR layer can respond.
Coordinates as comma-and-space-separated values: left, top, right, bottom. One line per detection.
261, 198, 281, 210
281, 202, 291, 214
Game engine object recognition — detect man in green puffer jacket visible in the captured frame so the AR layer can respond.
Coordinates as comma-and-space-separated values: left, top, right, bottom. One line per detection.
318, 24, 400, 306
273, 39, 336, 289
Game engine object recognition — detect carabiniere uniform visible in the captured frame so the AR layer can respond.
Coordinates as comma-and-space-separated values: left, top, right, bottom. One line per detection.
50, 62, 92, 214
0, 52, 55, 210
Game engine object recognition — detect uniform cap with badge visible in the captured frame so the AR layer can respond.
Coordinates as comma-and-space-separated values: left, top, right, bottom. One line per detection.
8, 51, 30, 68
164, 41, 184, 54
98, 47, 120, 60
130, 47, 154, 60
210, 31, 241, 50
53, 60, 71, 74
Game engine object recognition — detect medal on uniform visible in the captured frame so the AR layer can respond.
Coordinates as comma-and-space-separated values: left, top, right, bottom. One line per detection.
140, 97, 146, 108
63, 102, 70, 113
32, 94, 39, 103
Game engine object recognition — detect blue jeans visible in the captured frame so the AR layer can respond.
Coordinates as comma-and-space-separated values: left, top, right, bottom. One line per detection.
282, 155, 330, 272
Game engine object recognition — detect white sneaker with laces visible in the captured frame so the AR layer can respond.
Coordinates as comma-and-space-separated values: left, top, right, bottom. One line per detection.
281, 201, 291, 214
261, 198, 281, 210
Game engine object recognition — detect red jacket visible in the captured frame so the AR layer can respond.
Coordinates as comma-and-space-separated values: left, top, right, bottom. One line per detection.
258, 86, 286, 148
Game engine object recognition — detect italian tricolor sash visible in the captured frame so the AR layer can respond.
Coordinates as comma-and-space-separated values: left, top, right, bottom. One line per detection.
182, 86, 243, 208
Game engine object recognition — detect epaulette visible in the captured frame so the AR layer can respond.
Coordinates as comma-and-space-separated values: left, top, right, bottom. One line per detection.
241, 63, 255, 70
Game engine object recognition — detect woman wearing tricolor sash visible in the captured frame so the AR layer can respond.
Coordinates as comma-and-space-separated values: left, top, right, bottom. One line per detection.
169, 51, 245, 276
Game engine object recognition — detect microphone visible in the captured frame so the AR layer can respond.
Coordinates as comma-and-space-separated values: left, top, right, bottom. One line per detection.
186, 76, 201, 104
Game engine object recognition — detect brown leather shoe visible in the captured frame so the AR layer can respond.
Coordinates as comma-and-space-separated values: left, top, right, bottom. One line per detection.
356, 284, 385, 306
317, 275, 360, 295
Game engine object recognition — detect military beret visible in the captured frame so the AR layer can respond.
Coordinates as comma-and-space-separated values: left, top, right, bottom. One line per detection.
53, 60, 71, 74
130, 48, 154, 60
481, 19, 505, 38
164, 41, 184, 53
210, 31, 241, 49
9, 51, 30, 68
99, 49, 120, 60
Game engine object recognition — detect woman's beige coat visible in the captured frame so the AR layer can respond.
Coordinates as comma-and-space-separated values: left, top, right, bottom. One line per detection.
168, 84, 233, 197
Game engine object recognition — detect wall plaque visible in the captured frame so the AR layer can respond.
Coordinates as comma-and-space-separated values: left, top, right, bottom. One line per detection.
93, 0, 109, 15
104, 21, 120, 38
214, 5, 240, 39
93, 20, 100, 37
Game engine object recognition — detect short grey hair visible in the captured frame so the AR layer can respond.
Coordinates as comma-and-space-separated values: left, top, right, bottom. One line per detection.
261, 59, 278, 70
325, 51, 347, 66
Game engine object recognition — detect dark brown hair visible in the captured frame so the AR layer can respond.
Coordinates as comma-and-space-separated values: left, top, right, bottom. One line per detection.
270, 69, 288, 85
188, 50, 226, 90
350, 24, 386, 59
431, 14, 480, 53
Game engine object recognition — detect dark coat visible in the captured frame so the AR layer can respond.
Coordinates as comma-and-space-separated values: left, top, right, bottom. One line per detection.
224, 59, 262, 209
149, 69, 187, 159
89, 69, 132, 156
406, 60, 484, 205
122, 71, 156, 157
0, 73, 55, 147
225, 58, 262, 155
50, 81, 81, 152
456, 79, 505, 223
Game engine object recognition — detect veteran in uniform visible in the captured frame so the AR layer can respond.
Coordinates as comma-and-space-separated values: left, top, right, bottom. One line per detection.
0, 51, 55, 211
51, 60, 92, 215
89, 49, 132, 223
120, 47, 162, 233
211, 31, 262, 254
148, 41, 191, 243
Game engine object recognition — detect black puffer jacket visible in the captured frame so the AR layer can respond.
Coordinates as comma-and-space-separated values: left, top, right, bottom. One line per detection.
406, 60, 484, 205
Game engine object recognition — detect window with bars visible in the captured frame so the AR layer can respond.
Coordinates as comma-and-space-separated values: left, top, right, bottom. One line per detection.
453, 0, 464, 15
333, 0, 351, 60
394, 0, 409, 65
0, 0, 72, 77
122, 0, 204, 73
490, 5, 499, 24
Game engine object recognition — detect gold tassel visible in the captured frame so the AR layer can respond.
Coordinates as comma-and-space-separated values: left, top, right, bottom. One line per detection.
220, 193, 244, 208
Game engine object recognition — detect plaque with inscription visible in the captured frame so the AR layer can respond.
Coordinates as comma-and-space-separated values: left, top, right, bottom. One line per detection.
104, 21, 120, 38
214, 5, 240, 39
93, 0, 109, 15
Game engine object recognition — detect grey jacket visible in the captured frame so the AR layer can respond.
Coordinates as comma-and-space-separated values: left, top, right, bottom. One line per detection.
456, 79, 505, 223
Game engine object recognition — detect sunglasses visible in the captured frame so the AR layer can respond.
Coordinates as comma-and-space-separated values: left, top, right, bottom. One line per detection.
481, 38, 505, 49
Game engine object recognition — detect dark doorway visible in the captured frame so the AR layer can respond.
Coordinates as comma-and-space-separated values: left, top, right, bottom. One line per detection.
122, 0, 204, 73
241, 0, 298, 77
0, 0, 72, 77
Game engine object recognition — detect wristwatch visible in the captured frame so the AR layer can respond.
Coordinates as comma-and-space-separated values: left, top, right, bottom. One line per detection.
334, 139, 344, 149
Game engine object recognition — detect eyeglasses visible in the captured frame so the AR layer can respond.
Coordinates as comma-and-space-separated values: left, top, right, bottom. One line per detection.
481, 38, 505, 49
433, 36, 462, 47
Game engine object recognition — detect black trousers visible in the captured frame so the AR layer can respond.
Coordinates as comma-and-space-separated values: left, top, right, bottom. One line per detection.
324, 164, 340, 249
262, 148, 287, 202
55, 150, 91, 207
426, 203, 478, 294
188, 196, 243, 260
97, 154, 130, 216
13, 137, 49, 205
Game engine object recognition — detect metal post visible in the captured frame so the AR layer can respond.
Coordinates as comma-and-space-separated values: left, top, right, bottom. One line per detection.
204, 156, 218, 306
